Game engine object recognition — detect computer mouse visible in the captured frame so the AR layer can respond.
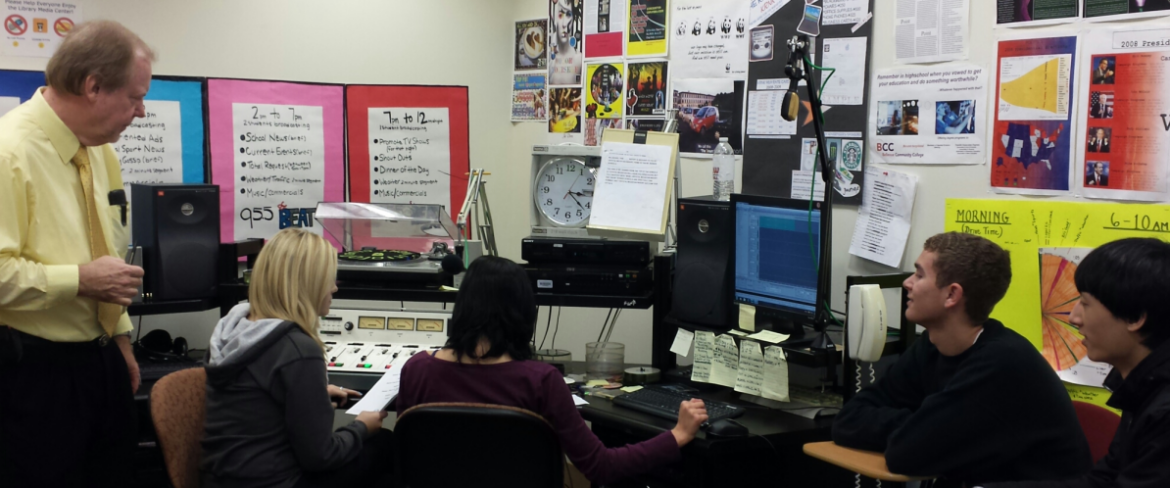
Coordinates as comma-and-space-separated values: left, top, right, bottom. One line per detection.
705, 418, 749, 438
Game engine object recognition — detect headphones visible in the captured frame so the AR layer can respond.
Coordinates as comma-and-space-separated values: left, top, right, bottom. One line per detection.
134, 329, 190, 363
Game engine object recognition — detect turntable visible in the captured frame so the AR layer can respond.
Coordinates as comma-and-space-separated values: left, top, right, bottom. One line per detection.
316, 202, 459, 283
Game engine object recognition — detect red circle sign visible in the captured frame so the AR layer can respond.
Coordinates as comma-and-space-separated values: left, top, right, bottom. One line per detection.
5, 14, 27, 36
53, 17, 73, 37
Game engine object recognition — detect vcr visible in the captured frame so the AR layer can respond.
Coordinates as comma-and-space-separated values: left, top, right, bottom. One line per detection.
521, 237, 651, 265
526, 264, 653, 296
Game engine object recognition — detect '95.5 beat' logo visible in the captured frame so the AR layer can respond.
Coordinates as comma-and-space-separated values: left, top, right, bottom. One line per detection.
239, 202, 316, 229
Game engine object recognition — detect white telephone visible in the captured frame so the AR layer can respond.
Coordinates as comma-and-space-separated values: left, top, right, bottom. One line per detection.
847, 284, 887, 362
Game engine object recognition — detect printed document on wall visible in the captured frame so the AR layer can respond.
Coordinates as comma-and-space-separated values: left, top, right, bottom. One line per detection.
990, 35, 1078, 195
870, 64, 988, 165
821, 37, 868, 106
894, 0, 969, 64
670, 0, 750, 79
849, 167, 919, 268
1077, 28, 1170, 202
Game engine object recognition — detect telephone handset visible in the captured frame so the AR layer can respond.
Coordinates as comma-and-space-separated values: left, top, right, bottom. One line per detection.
847, 284, 887, 362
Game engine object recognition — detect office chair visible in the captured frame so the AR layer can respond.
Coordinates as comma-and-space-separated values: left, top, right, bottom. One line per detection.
395, 402, 564, 488
149, 367, 207, 488
1072, 401, 1121, 463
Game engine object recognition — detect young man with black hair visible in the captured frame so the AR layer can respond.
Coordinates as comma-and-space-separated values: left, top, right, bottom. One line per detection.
833, 232, 1091, 487
983, 238, 1170, 488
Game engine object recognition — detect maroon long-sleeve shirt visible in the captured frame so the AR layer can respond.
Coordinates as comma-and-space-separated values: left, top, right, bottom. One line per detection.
394, 352, 680, 485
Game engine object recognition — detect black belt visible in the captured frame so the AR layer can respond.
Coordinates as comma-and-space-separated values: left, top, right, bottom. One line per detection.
1, 326, 112, 350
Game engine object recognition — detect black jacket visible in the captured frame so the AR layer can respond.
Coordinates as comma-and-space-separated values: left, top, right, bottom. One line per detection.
832, 320, 1091, 486
987, 341, 1170, 488
201, 321, 368, 488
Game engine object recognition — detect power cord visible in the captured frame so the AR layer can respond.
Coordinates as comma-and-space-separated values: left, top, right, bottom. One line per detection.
550, 307, 562, 350
538, 306, 553, 351
597, 308, 614, 343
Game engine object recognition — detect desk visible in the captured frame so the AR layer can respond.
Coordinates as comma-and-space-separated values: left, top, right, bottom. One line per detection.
803, 441, 930, 482
566, 363, 853, 488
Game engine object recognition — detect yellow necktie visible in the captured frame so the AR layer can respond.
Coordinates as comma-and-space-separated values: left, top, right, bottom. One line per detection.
72, 147, 121, 337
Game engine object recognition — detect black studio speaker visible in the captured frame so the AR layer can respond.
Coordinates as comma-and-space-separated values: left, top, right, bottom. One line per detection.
672, 196, 733, 327
131, 184, 220, 301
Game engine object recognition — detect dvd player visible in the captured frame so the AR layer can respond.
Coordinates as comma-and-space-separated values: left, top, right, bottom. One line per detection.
522, 237, 651, 265
525, 263, 653, 296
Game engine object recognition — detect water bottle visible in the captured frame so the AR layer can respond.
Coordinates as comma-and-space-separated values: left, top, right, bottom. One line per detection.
712, 137, 735, 201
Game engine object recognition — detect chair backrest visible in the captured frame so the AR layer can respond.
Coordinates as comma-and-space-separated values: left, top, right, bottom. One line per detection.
395, 402, 564, 488
1072, 401, 1121, 463
149, 367, 207, 488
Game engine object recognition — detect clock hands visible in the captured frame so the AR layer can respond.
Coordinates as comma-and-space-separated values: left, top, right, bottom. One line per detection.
567, 190, 593, 197
563, 172, 584, 200
567, 193, 586, 210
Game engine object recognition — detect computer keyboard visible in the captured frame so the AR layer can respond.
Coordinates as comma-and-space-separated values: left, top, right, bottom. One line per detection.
613, 386, 746, 423
139, 360, 201, 381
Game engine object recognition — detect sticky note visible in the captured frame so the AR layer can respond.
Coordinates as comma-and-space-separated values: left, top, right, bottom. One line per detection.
620, 386, 644, 393
586, 380, 609, 387
747, 330, 790, 344
670, 328, 695, 357
739, 303, 757, 332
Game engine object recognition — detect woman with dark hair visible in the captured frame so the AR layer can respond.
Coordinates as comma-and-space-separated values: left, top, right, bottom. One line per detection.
395, 256, 708, 485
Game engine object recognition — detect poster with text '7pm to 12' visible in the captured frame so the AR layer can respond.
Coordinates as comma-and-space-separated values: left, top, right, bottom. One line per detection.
346, 85, 469, 216
207, 79, 345, 243
990, 34, 1078, 195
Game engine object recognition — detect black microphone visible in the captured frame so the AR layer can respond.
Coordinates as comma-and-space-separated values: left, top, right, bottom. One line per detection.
108, 189, 128, 226
440, 253, 466, 275
781, 35, 807, 123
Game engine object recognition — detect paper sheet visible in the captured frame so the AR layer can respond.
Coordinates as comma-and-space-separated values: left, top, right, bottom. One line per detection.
573, 395, 590, 406
670, 0, 750, 79
894, 0, 969, 64
670, 328, 696, 357
728, 329, 749, 337
733, 341, 765, 395
849, 167, 919, 268
747, 330, 790, 344
791, 170, 826, 201
821, 37, 867, 106
762, 346, 790, 402
690, 331, 716, 383
746, 90, 797, 135
738, 303, 757, 331
823, 0, 869, 26
709, 335, 740, 388
0, 96, 20, 117
346, 359, 406, 415
590, 142, 673, 233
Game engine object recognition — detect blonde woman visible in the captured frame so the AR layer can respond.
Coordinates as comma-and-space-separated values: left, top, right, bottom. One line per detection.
201, 229, 392, 488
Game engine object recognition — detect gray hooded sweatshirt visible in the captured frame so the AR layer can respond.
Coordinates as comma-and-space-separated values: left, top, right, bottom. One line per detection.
200, 304, 368, 488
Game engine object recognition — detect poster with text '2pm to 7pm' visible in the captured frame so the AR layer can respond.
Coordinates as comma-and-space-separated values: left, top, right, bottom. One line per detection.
206, 79, 345, 243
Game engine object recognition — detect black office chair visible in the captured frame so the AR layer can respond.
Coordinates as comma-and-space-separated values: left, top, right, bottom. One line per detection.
395, 402, 565, 488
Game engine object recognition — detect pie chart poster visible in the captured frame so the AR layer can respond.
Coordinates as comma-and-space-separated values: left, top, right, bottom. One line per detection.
990, 35, 1078, 195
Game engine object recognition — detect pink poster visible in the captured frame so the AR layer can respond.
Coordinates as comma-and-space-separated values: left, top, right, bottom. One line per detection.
206, 79, 345, 243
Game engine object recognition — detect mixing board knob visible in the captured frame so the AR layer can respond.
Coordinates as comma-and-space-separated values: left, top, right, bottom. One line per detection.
344, 322, 354, 331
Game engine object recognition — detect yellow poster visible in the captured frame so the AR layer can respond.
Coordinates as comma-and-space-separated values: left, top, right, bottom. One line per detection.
627, 0, 668, 57
585, 63, 624, 119
946, 198, 1170, 413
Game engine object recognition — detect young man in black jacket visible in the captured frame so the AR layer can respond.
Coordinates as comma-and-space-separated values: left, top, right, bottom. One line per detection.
832, 232, 1091, 487
983, 238, 1170, 488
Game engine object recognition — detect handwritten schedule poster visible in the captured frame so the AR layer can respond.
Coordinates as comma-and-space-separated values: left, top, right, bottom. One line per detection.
114, 78, 206, 191
346, 85, 469, 215
207, 79, 345, 242
367, 107, 451, 206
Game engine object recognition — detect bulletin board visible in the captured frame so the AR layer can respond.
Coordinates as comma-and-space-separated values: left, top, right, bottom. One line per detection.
742, 0, 875, 206
346, 85, 470, 217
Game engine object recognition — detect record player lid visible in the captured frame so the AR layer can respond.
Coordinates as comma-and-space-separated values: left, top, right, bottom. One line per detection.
315, 202, 458, 254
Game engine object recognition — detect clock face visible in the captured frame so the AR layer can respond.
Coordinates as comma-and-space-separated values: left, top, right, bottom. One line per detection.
533, 158, 595, 227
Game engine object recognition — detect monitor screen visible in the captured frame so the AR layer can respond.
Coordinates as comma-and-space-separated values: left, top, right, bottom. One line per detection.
733, 196, 823, 322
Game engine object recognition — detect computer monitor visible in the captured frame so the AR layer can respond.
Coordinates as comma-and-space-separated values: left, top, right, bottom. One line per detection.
731, 194, 828, 332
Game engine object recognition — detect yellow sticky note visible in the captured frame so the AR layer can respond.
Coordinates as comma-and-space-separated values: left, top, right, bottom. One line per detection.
620, 386, 643, 393
586, 380, 609, 387
739, 303, 756, 332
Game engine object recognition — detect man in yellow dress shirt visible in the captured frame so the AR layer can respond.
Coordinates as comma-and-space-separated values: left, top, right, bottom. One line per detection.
0, 21, 154, 487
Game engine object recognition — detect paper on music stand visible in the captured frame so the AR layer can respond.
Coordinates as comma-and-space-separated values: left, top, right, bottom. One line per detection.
590, 142, 673, 234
